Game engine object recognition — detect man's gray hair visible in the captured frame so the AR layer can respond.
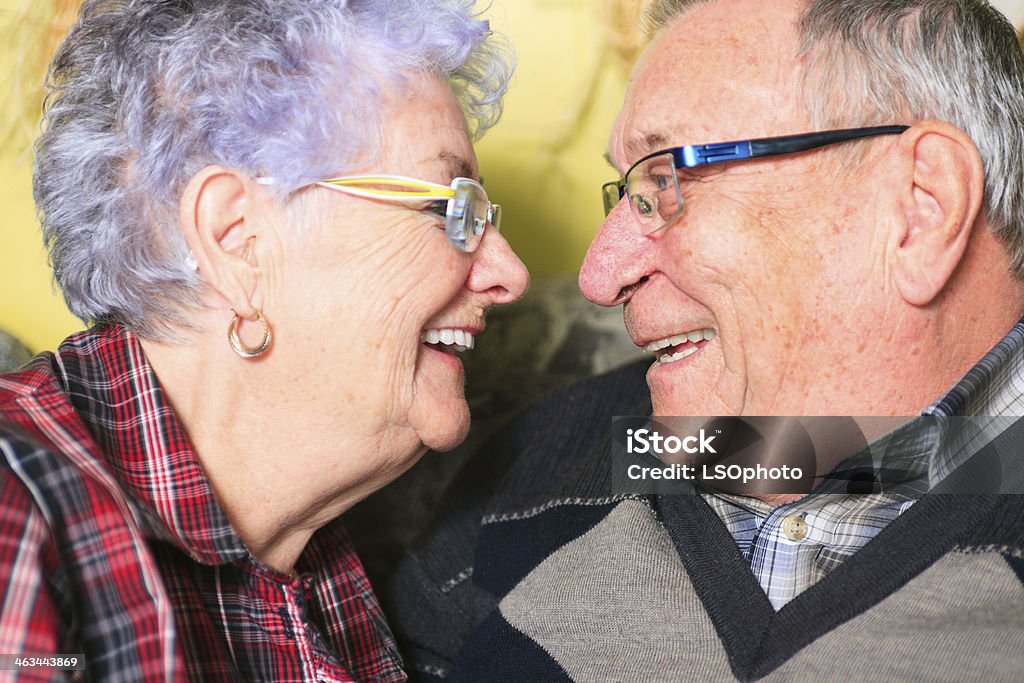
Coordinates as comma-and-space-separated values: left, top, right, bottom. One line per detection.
643, 0, 1024, 278
35, 0, 513, 340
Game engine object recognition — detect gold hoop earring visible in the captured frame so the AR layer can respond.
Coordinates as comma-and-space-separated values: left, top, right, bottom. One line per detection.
228, 310, 272, 358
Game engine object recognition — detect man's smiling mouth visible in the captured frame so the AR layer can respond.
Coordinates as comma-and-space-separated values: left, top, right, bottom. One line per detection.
643, 328, 716, 363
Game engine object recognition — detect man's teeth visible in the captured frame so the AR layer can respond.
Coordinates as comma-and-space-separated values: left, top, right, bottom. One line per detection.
643, 328, 716, 353
420, 328, 475, 351
658, 345, 700, 364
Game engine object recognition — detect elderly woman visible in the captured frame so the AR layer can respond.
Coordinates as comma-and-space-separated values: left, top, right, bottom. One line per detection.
0, 0, 527, 680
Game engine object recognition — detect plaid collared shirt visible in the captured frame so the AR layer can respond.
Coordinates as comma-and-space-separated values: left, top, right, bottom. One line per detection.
703, 317, 1024, 610
0, 326, 406, 681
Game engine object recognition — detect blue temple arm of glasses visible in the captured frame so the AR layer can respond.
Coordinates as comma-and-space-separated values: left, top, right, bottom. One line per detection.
674, 125, 910, 168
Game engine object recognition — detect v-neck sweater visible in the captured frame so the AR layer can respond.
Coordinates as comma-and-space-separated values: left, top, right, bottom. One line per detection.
366, 361, 1024, 682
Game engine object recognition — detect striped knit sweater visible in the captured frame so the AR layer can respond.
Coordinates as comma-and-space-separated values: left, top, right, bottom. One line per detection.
366, 361, 1024, 682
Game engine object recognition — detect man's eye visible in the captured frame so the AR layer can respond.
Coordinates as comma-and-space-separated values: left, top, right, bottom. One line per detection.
654, 174, 670, 191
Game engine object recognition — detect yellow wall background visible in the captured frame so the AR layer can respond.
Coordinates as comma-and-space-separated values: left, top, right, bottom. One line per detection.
0, 0, 78, 352
0, 0, 642, 353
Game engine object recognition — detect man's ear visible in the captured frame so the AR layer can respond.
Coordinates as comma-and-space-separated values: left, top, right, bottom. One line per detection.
891, 120, 985, 306
179, 166, 263, 318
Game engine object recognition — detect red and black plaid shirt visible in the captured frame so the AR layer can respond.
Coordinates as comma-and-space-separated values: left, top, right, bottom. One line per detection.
0, 326, 407, 681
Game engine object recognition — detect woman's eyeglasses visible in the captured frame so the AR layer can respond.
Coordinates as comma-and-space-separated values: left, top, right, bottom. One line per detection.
315, 175, 500, 253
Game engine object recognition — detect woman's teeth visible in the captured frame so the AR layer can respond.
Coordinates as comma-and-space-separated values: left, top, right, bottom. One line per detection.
421, 328, 475, 353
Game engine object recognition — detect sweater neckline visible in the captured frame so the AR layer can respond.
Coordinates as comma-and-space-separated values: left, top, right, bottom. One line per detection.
654, 486, 1009, 680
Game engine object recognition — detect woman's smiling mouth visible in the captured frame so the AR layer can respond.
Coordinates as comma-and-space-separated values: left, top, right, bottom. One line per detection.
421, 327, 477, 354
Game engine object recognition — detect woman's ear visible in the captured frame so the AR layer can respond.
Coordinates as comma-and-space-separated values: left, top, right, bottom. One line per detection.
179, 166, 263, 319
890, 120, 986, 306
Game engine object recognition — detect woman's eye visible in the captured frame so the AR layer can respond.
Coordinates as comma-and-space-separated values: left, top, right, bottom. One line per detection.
426, 201, 448, 218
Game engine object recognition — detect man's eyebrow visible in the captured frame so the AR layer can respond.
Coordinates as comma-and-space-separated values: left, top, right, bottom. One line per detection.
637, 132, 670, 153
615, 132, 672, 169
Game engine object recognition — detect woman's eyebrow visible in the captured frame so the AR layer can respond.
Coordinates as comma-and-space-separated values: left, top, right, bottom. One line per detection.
438, 151, 476, 180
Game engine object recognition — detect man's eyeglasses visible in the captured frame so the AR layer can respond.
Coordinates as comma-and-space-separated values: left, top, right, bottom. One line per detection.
316, 175, 500, 252
602, 125, 910, 234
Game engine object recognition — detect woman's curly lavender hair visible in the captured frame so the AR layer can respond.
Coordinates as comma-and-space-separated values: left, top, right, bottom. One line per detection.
34, 0, 514, 339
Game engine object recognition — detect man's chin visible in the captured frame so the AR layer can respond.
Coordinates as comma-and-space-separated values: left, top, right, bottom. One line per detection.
651, 389, 700, 417
650, 391, 738, 418
648, 366, 706, 417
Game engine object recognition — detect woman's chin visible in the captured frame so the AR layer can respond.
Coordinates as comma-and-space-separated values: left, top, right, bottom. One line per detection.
410, 404, 468, 452
422, 416, 470, 452
410, 345, 472, 451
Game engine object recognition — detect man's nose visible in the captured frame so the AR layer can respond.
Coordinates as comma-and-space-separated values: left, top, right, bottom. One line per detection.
578, 200, 652, 306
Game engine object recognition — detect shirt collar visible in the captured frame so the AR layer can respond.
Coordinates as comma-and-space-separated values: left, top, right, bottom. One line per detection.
924, 316, 1024, 418
920, 315, 1024, 485
53, 325, 248, 565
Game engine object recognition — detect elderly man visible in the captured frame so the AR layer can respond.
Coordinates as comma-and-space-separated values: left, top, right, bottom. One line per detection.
368, 0, 1024, 680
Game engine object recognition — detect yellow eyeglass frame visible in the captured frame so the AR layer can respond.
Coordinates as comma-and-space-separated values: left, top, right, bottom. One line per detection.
315, 174, 501, 252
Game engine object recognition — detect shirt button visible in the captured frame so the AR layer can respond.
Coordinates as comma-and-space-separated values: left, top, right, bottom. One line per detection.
782, 514, 808, 541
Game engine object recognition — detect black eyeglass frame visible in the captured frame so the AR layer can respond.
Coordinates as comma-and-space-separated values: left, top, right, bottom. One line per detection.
602, 125, 910, 222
